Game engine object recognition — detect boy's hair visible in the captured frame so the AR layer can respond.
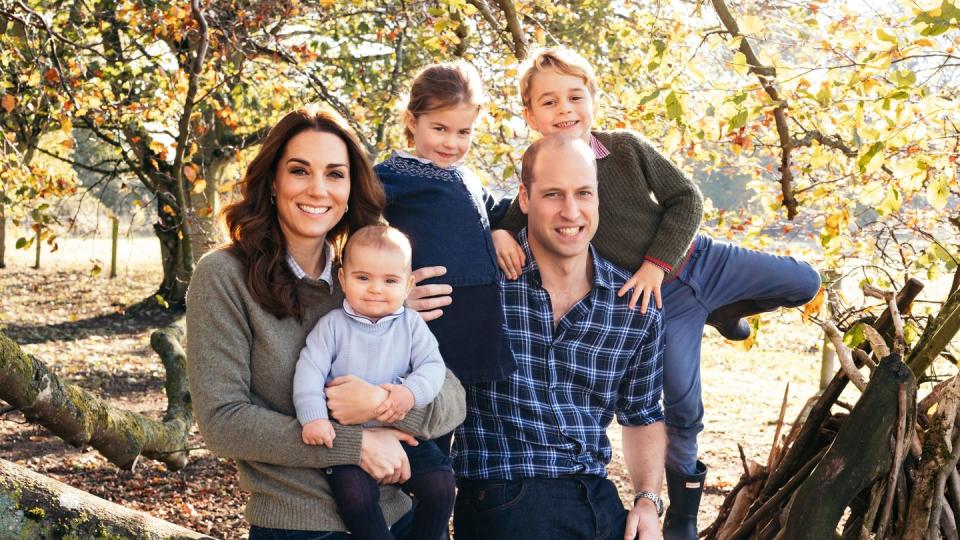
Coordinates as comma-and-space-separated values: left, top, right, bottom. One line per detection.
518, 47, 598, 109
404, 60, 486, 143
343, 225, 413, 271
520, 135, 596, 190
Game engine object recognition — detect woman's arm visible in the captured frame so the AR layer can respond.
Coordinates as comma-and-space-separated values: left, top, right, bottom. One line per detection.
186, 253, 362, 468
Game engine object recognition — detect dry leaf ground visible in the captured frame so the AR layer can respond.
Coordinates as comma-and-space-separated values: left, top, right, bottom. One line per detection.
1, 237, 827, 539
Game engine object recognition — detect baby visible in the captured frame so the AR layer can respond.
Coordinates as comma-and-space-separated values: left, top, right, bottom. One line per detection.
294, 225, 454, 539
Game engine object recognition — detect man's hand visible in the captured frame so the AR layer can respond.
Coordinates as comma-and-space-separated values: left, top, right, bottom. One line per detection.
359, 428, 419, 485
301, 418, 336, 448
326, 375, 388, 425
375, 384, 416, 423
618, 261, 665, 313
407, 266, 452, 322
492, 229, 525, 280
624, 498, 662, 540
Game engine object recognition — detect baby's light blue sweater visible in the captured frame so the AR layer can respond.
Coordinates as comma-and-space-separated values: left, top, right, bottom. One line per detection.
293, 307, 446, 425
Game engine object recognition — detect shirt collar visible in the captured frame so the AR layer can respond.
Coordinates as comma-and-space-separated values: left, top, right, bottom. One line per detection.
589, 132, 611, 160
286, 240, 334, 285
342, 299, 405, 325
394, 150, 466, 170
515, 228, 615, 291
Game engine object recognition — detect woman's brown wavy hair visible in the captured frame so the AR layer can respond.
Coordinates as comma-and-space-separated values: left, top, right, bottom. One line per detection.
223, 105, 385, 320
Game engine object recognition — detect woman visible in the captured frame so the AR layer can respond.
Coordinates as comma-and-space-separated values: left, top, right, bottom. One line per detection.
186, 105, 466, 539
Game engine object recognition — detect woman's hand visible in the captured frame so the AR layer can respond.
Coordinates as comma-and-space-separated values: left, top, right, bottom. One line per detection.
360, 428, 419, 484
406, 266, 452, 322
326, 375, 388, 425
617, 261, 665, 313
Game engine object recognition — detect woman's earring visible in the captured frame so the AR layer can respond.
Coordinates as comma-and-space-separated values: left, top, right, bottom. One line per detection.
270, 194, 276, 205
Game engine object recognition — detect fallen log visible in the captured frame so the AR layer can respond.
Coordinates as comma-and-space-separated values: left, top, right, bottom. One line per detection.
0, 458, 210, 539
779, 355, 917, 539
0, 319, 192, 470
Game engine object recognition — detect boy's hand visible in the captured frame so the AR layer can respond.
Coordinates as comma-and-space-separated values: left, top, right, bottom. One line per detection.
302, 418, 336, 448
407, 266, 452, 322
374, 384, 416, 424
618, 261, 665, 313
492, 229, 525, 280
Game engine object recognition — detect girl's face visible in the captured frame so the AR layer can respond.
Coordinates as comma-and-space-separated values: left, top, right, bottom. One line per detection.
405, 102, 479, 168
272, 130, 351, 254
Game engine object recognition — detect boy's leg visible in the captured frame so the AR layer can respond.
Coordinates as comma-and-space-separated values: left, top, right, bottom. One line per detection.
401, 441, 455, 540
690, 236, 821, 317
325, 465, 395, 540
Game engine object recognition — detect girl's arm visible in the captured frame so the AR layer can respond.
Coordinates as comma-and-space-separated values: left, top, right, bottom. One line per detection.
186, 254, 362, 468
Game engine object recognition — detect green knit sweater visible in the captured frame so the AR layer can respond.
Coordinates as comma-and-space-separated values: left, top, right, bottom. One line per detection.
186, 248, 466, 532
500, 130, 704, 279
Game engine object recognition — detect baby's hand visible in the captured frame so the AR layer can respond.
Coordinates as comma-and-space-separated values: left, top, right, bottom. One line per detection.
493, 229, 525, 280
302, 419, 336, 448
374, 384, 416, 424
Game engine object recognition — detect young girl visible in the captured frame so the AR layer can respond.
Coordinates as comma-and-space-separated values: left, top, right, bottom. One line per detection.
492, 47, 821, 539
376, 61, 516, 431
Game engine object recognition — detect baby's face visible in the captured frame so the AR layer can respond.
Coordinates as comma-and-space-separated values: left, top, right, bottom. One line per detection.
338, 244, 413, 321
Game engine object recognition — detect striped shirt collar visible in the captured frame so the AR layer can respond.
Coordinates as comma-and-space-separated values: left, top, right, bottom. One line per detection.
395, 150, 466, 170
589, 132, 611, 160
286, 240, 334, 285
342, 299, 405, 325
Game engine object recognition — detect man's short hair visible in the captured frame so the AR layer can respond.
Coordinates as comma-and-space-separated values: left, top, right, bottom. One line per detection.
518, 47, 598, 109
520, 135, 597, 190
343, 225, 413, 270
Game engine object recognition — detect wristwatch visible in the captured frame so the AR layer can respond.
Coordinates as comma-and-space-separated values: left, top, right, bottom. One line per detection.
633, 491, 664, 517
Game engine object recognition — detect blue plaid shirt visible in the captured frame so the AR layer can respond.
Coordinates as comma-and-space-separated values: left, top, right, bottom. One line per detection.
453, 229, 664, 480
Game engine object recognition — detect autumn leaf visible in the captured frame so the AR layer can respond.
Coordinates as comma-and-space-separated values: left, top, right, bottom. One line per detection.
801, 288, 824, 322
162, 204, 176, 216
192, 179, 207, 194
182, 163, 198, 182
1, 94, 15, 113
927, 177, 949, 210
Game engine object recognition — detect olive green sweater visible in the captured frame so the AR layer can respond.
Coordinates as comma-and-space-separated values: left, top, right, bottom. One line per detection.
186, 249, 466, 532
501, 130, 704, 279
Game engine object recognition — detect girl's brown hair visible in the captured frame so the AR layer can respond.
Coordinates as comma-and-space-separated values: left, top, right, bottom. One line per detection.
223, 105, 385, 320
404, 60, 486, 144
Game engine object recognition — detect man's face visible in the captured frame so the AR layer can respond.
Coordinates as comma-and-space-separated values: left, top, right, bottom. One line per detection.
519, 145, 598, 265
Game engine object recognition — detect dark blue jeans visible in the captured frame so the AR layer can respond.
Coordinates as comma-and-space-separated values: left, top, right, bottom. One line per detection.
248, 510, 413, 540
453, 476, 627, 540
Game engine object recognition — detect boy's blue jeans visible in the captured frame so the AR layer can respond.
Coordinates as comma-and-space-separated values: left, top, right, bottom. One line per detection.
453, 475, 627, 540
662, 235, 821, 475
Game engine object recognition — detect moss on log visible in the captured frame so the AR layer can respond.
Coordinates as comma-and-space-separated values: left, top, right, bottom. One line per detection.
0, 458, 210, 539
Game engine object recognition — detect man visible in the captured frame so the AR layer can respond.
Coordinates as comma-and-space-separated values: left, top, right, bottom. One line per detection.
450, 135, 666, 540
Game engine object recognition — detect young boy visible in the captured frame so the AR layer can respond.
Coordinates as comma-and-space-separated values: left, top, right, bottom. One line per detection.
492, 47, 821, 539
294, 225, 455, 540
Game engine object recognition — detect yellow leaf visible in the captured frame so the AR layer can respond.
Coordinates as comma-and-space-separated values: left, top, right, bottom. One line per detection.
217, 181, 237, 193
914, 38, 934, 47
1, 94, 15, 113
740, 15, 762, 35
663, 127, 682, 154
192, 179, 207, 194
61, 138, 75, 149
162, 204, 176, 216
809, 141, 832, 168
927, 177, 949, 210
731, 52, 749, 75
802, 287, 824, 322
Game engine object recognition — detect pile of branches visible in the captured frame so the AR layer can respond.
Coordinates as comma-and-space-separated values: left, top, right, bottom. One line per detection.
704, 277, 960, 539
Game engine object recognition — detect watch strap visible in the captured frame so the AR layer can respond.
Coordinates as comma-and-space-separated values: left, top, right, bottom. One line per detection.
633, 490, 664, 517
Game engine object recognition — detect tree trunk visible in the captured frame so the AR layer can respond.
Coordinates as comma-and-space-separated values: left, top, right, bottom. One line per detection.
0, 192, 6, 269
0, 458, 210, 539
154, 189, 192, 307
0, 320, 192, 471
187, 155, 230, 261
780, 355, 917, 539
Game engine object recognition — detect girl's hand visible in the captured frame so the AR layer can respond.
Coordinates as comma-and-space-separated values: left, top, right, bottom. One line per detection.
407, 266, 452, 322
326, 375, 388, 425
301, 418, 336, 448
360, 428, 419, 484
375, 384, 415, 424
618, 261, 665, 313
492, 229, 525, 280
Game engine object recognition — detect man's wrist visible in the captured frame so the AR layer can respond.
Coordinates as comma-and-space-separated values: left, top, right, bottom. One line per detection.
633, 491, 664, 517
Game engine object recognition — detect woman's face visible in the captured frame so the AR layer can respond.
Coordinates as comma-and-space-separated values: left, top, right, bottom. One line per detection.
272, 130, 351, 252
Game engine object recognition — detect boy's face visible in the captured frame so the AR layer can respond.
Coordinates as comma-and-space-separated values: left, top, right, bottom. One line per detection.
338, 244, 414, 321
523, 68, 595, 143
